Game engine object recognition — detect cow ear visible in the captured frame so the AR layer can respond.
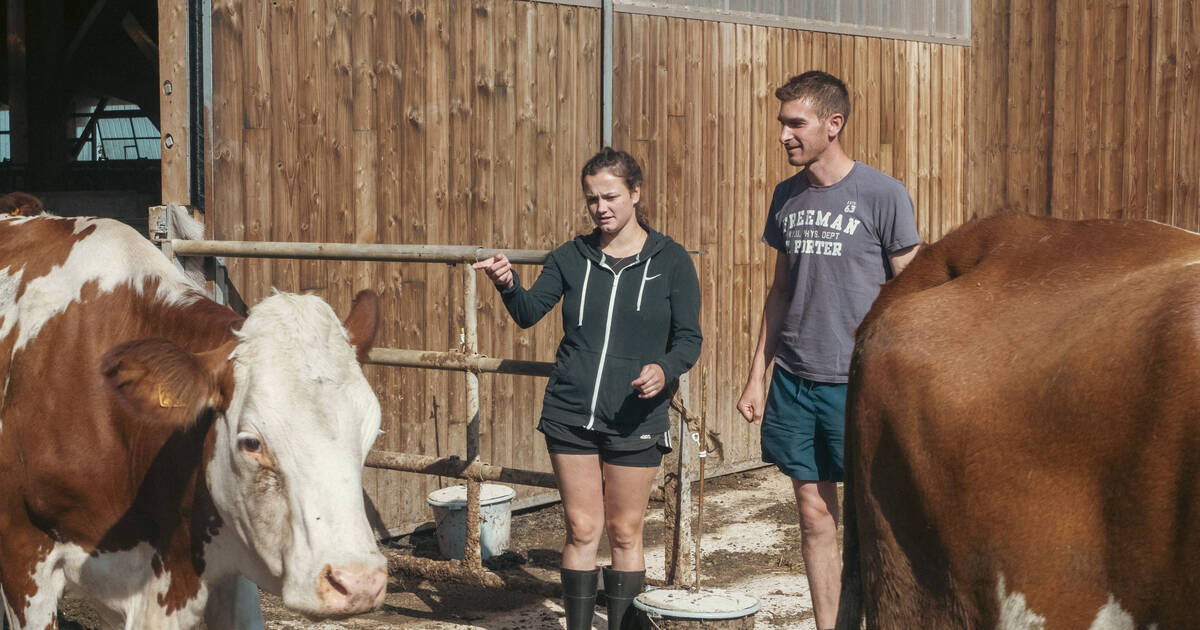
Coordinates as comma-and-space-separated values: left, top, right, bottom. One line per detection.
102, 338, 235, 427
344, 289, 379, 363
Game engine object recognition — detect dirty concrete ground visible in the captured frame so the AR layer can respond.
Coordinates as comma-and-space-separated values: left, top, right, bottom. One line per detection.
60, 467, 835, 629
262, 467, 829, 630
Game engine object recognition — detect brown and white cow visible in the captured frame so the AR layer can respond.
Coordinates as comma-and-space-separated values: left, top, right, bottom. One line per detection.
839, 213, 1200, 629
0, 210, 387, 629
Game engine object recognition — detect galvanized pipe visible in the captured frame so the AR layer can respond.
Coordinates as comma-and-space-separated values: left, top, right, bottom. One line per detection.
463, 264, 483, 567
168, 239, 551, 265
364, 450, 558, 489
365, 348, 553, 377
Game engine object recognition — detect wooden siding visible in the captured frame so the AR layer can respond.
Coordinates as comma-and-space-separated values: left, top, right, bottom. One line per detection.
611, 15, 969, 477
208, 0, 601, 531
205, 0, 967, 532
968, 0, 1200, 227
198, 0, 1200, 532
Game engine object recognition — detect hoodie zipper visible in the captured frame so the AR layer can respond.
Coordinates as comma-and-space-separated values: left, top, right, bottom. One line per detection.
586, 257, 626, 430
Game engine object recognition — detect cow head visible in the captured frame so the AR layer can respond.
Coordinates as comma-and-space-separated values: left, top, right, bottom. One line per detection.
102, 290, 387, 617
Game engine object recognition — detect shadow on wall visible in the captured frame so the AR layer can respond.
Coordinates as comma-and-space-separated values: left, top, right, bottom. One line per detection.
22, 190, 158, 236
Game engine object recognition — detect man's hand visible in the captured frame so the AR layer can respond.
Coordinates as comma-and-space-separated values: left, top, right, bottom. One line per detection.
632, 364, 666, 399
737, 379, 765, 424
471, 253, 515, 290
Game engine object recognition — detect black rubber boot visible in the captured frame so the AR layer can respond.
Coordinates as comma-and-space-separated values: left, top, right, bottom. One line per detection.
561, 567, 600, 630
602, 567, 645, 630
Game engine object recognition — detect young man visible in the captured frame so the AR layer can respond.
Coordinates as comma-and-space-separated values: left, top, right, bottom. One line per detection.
737, 71, 920, 630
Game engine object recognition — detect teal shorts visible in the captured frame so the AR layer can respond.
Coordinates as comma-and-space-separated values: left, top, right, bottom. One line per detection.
760, 368, 846, 482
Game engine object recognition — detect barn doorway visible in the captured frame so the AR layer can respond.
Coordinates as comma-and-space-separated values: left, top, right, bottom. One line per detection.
2, 0, 161, 232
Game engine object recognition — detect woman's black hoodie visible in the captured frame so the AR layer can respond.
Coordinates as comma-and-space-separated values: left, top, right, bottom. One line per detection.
500, 228, 702, 435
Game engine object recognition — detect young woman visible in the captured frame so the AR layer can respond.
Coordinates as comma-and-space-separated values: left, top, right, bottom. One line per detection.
473, 148, 702, 630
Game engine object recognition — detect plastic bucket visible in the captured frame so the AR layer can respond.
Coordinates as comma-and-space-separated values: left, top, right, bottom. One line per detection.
633, 588, 761, 629
426, 483, 516, 560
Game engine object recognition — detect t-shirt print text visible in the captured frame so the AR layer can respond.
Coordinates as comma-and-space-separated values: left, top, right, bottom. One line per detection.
781, 200, 862, 256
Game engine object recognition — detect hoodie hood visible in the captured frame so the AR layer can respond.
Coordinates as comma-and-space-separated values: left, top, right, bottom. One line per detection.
572, 228, 672, 266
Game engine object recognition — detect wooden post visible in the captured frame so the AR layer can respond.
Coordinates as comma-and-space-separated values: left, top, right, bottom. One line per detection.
159, 0, 190, 205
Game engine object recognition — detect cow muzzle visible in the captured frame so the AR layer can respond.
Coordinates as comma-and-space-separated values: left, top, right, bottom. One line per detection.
315, 563, 388, 616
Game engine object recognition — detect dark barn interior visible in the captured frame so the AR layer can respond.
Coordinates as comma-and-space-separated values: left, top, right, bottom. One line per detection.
2, 0, 161, 229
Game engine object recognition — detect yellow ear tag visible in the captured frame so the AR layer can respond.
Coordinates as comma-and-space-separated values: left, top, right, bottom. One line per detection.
157, 383, 186, 408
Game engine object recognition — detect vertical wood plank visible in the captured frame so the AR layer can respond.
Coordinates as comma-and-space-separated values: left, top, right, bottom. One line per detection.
211, 0, 245, 294
556, 5, 578, 238
1151, 0, 1178, 224
242, 0, 271, 129
916, 42, 931, 236
296, 0, 327, 293
235, 0, 272, 303
1030, 0, 1055, 216
1007, 0, 1032, 213
1079, 0, 1103, 219
243, 128, 273, 305
471, 0, 496, 462
490, 0, 517, 470
1180, 0, 1200, 229
423, 0, 451, 492
269, 0, 299, 291
928, 44, 941, 238
865, 37, 881, 173
878, 35, 894, 178
1124, 0, 1151, 219
1100, 0, 1128, 218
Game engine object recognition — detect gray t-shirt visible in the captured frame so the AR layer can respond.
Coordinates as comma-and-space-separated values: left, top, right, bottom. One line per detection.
763, 162, 919, 383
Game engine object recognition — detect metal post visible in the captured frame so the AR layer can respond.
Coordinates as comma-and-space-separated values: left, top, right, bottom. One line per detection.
662, 373, 695, 586
463, 263, 483, 567
673, 371, 696, 585
602, 0, 613, 146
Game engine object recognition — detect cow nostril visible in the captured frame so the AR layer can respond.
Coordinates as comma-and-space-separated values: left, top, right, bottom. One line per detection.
323, 566, 350, 597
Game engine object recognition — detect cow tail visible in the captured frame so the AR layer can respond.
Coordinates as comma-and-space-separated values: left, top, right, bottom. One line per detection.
836, 458, 865, 629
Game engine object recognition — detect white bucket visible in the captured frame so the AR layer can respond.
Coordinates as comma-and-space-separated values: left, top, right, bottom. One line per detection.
633, 588, 761, 629
426, 484, 516, 560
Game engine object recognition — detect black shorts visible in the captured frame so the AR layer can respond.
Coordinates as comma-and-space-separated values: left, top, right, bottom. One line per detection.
537, 418, 671, 467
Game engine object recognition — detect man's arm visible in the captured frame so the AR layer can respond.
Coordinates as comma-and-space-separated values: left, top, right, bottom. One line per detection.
737, 249, 792, 424
888, 243, 921, 277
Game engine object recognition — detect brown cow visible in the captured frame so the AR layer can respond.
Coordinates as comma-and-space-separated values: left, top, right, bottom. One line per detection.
839, 213, 1200, 629
0, 209, 387, 629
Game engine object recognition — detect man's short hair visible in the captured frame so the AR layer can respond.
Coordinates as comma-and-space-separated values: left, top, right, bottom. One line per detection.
775, 71, 851, 124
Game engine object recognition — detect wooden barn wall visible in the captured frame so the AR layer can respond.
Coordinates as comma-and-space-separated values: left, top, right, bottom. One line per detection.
200, 0, 968, 532
609, 14, 969, 482
207, 0, 601, 532
968, 0, 1200, 227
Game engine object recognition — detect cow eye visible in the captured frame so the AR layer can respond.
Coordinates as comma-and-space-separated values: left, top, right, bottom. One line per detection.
239, 436, 263, 453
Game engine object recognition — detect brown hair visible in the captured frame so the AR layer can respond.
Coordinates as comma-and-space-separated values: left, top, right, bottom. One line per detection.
775, 71, 851, 126
580, 147, 650, 229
